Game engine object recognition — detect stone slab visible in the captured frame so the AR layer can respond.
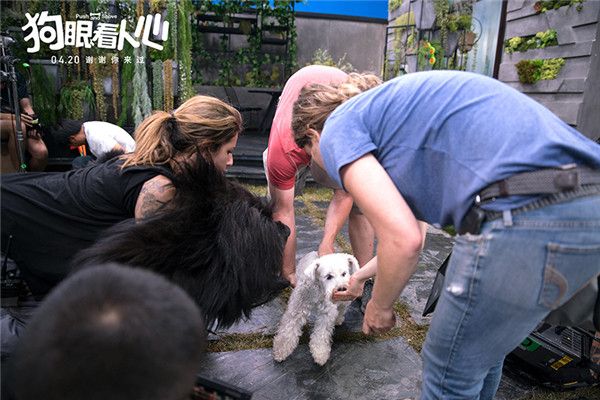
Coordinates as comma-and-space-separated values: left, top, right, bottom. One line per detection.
197, 337, 423, 400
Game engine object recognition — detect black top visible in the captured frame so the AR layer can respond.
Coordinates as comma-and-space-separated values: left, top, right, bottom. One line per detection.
1, 157, 172, 296
0, 70, 28, 112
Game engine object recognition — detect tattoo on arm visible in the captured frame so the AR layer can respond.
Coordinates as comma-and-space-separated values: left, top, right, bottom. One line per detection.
135, 177, 174, 221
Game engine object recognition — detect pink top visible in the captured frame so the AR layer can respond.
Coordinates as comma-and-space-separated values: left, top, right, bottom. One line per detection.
266, 65, 348, 190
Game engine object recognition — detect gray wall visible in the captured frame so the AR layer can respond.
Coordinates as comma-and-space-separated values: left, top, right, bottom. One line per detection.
498, 0, 600, 140
295, 14, 387, 74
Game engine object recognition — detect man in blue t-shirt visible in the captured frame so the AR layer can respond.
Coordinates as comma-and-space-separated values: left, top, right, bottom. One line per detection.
291, 71, 600, 399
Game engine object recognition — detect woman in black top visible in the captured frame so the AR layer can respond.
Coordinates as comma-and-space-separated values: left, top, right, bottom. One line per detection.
1, 95, 290, 368
2, 95, 242, 296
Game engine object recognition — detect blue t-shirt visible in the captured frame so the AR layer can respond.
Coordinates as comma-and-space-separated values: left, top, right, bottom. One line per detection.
320, 71, 600, 228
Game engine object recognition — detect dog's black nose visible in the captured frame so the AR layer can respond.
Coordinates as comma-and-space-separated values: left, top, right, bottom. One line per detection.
338, 286, 348, 292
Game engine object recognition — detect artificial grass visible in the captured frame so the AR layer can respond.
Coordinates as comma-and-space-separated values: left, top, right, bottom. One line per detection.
206, 299, 429, 354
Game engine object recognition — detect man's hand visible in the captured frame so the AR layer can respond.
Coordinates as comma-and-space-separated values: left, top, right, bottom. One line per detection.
318, 242, 335, 257
283, 272, 297, 288
332, 274, 364, 301
362, 299, 395, 335
20, 112, 34, 127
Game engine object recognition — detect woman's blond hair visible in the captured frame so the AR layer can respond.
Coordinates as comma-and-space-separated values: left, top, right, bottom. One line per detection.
121, 95, 242, 171
292, 72, 382, 148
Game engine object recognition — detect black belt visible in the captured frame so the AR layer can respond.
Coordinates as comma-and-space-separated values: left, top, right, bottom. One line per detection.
478, 164, 600, 202
459, 165, 600, 235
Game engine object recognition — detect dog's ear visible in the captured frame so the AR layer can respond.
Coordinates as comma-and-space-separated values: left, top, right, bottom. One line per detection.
304, 260, 320, 281
348, 256, 359, 275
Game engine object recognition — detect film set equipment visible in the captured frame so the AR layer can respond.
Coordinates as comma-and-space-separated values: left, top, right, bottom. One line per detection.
423, 252, 600, 389
1, 236, 26, 307
191, 375, 253, 400
1, 32, 28, 172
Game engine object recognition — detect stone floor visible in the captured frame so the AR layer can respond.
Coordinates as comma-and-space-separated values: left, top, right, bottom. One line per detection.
196, 199, 569, 399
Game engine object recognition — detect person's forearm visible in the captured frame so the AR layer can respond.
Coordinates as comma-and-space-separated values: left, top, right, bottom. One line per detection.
273, 208, 296, 279
320, 189, 353, 252
281, 217, 297, 278
353, 256, 377, 282
19, 98, 34, 115
371, 239, 421, 310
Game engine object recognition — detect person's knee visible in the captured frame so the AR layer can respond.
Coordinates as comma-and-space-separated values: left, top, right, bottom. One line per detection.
27, 139, 48, 160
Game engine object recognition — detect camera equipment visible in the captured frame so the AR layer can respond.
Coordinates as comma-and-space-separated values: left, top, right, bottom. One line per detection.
1, 236, 26, 307
1, 31, 27, 172
505, 323, 599, 389
191, 375, 252, 400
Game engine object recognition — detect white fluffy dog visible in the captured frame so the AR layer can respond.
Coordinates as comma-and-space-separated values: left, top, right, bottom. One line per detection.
273, 251, 359, 365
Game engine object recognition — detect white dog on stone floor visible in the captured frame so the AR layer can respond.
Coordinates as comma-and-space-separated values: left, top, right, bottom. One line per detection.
273, 251, 359, 366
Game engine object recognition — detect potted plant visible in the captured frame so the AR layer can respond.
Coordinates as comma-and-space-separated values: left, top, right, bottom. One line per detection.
459, 31, 476, 53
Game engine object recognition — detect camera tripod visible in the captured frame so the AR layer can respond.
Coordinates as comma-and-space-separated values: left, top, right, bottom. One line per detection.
1, 34, 27, 172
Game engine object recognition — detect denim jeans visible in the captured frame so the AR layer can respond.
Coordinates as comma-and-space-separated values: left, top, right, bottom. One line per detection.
421, 192, 600, 399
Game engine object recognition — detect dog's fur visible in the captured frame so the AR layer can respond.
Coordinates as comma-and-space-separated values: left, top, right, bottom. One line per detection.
75, 158, 289, 329
272, 252, 359, 365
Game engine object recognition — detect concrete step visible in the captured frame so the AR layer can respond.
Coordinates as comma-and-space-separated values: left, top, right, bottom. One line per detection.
226, 164, 267, 183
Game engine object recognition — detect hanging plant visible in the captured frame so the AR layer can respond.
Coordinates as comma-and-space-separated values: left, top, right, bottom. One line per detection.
164, 59, 174, 112
117, 0, 136, 127
136, 0, 145, 18
152, 60, 164, 111
132, 45, 153, 127
167, 0, 178, 61
29, 64, 58, 127
459, 31, 476, 53
150, 0, 166, 13
433, 0, 450, 51
178, 0, 193, 103
89, 62, 110, 121
59, 81, 96, 120
112, 60, 120, 121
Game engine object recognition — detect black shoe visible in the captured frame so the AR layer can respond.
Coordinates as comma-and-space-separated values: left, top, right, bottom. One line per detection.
360, 278, 374, 314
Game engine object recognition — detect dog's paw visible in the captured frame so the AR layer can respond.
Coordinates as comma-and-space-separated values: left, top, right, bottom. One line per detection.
312, 349, 331, 366
310, 342, 331, 366
272, 334, 295, 362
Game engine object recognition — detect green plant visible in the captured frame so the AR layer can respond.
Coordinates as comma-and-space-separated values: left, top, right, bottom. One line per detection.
539, 57, 565, 80
58, 81, 96, 120
418, 40, 443, 70
445, 12, 472, 32
389, 0, 403, 12
309, 49, 355, 72
152, 60, 164, 110
505, 29, 558, 53
515, 58, 564, 84
131, 45, 152, 127
28, 64, 58, 127
116, 0, 138, 126
433, 0, 450, 49
534, 0, 586, 13
192, 0, 298, 87
178, 0, 193, 102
